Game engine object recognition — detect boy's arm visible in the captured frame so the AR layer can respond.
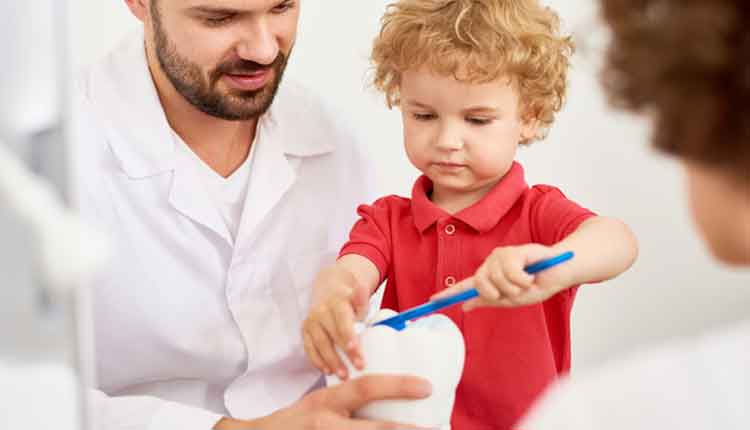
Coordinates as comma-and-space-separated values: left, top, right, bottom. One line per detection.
432, 216, 638, 309
334, 254, 382, 297
303, 254, 381, 379
549, 216, 638, 287
303, 198, 394, 377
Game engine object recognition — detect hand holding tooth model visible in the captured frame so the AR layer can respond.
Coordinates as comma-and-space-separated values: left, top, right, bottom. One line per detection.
302, 246, 605, 428
325, 309, 465, 430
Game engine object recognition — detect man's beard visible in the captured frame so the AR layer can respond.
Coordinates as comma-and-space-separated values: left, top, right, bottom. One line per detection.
150, 4, 289, 120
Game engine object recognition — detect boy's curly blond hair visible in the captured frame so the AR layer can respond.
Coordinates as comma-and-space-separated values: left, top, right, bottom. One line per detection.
371, 0, 574, 143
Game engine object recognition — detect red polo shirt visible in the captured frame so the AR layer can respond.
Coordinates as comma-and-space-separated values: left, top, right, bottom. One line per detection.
340, 162, 596, 430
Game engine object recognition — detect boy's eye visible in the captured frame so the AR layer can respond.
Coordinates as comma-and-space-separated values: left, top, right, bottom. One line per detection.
466, 116, 493, 126
412, 112, 436, 121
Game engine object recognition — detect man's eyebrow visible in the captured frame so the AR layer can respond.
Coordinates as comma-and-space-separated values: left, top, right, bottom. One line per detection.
188, 6, 242, 15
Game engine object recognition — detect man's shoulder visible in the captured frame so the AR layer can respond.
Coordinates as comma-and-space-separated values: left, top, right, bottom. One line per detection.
74, 29, 144, 99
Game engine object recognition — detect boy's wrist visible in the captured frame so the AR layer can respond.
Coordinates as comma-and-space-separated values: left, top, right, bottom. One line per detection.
547, 245, 580, 287
311, 264, 357, 303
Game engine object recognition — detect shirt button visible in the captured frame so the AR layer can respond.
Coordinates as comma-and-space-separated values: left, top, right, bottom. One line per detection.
444, 276, 456, 287
444, 224, 456, 235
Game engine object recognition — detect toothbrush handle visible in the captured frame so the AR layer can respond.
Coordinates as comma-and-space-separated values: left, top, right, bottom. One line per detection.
434, 250, 574, 310
374, 251, 574, 330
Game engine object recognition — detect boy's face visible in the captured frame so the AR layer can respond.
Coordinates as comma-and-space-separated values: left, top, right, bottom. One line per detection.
137, 0, 299, 120
399, 68, 536, 200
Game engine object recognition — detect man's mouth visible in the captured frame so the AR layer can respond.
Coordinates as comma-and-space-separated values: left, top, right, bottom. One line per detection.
223, 68, 272, 91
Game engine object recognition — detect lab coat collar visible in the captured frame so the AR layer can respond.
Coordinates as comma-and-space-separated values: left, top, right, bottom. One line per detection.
85, 29, 336, 180
167, 120, 301, 247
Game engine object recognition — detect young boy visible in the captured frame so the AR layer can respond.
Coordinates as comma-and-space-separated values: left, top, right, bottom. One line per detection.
302, 0, 638, 428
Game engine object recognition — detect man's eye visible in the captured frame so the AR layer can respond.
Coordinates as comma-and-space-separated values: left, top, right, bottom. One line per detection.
204, 15, 234, 26
272, 1, 295, 13
412, 112, 436, 121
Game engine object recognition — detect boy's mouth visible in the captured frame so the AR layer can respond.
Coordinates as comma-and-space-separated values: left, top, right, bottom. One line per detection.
434, 161, 467, 168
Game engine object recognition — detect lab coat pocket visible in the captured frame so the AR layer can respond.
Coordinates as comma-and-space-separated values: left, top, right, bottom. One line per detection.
288, 250, 338, 323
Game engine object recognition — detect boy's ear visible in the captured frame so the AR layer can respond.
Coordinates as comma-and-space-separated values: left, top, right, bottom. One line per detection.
520, 115, 539, 142
518, 103, 540, 142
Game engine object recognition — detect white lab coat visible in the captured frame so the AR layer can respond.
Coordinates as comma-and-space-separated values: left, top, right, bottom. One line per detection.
71, 30, 374, 430
522, 319, 750, 429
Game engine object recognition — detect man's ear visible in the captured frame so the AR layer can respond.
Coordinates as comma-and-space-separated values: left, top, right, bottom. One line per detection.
123, 0, 149, 22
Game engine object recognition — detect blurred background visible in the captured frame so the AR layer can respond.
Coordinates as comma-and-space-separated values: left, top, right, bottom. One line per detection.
5, 0, 747, 394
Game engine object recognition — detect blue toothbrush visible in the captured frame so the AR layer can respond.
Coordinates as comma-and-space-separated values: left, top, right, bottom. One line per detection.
373, 251, 574, 331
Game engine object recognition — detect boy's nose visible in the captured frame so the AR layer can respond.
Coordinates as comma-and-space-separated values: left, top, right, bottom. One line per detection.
236, 18, 280, 66
434, 126, 464, 151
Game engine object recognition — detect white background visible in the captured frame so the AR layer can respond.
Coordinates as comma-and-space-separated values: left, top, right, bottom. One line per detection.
67, 0, 749, 371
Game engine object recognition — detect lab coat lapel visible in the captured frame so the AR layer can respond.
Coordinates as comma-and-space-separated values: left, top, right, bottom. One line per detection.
168, 148, 233, 246
236, 123, 298, 245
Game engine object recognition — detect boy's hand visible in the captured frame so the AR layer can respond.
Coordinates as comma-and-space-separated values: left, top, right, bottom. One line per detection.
431, 244, 574, 311
302, 265, 370, 380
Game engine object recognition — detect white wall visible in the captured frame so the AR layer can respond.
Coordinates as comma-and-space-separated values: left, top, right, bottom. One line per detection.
70, 0, 749, 371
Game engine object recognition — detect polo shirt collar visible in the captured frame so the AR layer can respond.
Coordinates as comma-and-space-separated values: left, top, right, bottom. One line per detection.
411, 162, 528, 234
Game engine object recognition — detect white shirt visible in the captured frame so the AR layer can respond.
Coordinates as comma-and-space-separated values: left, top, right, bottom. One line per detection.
72, 30, 374, 430
176, 133, 255, 241
522, 320, 750, 429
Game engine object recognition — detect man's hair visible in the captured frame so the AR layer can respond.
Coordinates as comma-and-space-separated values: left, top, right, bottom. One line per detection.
601, 0, 750, 181
371, 0, 574, 144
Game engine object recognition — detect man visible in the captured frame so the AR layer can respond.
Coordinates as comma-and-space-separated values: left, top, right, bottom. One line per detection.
72, 1, 431, 429
521, 0, 749, 428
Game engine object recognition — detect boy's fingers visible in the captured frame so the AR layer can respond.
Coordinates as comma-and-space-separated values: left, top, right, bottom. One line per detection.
318, 308, 342, 347
464, 295, 514, 311
486, 267, 522, 297
475, 273, 502, 301
309, 323, 349, 380
332, 302, 357, 347
302, 329, 330, 375
332, 302, 365, 370
503, 258, 535, 288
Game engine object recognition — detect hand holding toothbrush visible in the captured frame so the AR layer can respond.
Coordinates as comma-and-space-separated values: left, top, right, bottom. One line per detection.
431, 245, 577, 310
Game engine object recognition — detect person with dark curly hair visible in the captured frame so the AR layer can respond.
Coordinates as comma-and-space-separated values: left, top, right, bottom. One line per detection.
521, 0, 749, 428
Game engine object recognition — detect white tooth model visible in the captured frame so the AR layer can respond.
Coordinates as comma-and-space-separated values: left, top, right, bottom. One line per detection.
326, 309, 465, 430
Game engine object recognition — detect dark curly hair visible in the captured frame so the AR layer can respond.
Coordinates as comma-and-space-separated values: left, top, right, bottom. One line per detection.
600, 0, 750, 182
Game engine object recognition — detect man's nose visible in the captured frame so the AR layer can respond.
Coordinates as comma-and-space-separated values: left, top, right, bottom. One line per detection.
235, 18, 279, 66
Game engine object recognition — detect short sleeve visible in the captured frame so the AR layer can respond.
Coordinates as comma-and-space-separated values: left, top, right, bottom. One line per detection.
338, 197, 395, 284
529, 186, 597, 246
530, 186, 597, 311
